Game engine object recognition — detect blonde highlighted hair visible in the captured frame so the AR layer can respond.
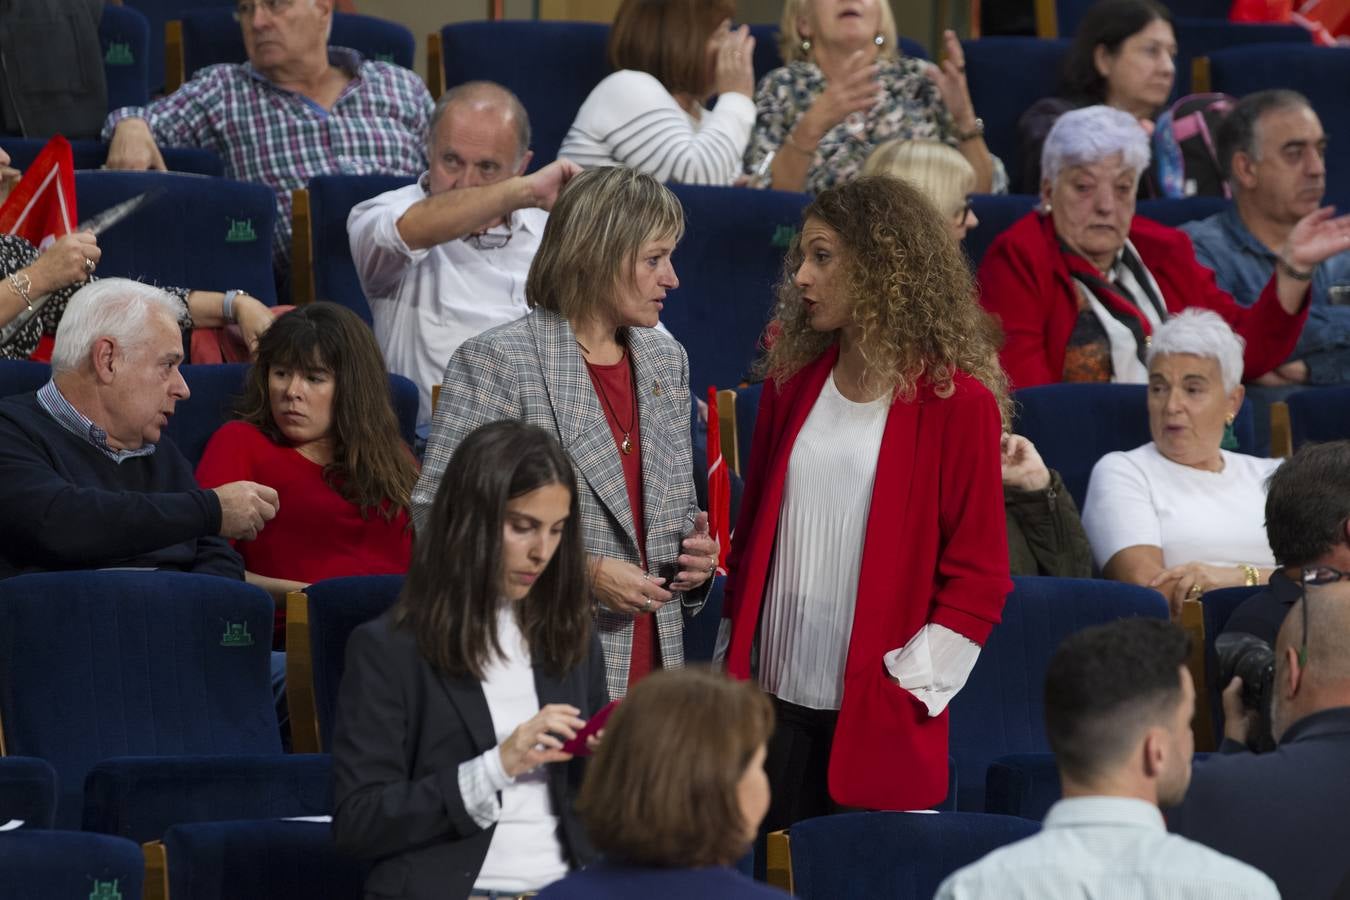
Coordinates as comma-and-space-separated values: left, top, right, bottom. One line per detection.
526, 166, 685, 327
862, 139, 975, 221
761, 175, 1010, 425
777, 0, 898, 64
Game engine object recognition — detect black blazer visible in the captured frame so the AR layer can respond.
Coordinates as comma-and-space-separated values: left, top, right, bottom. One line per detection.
331, 611, 610, 899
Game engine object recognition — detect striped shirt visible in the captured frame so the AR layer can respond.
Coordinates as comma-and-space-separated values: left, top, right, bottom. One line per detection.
560, 70, 755, 185
935, 797, 1279, 900
37, 380, 155, 463
103, 48, 431, 265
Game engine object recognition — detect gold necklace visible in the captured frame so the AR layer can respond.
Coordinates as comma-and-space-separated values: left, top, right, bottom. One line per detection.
582, 344, 638, 455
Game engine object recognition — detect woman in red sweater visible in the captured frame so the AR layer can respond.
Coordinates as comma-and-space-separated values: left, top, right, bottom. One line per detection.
724, 176, 1011, 826
197, 303, 417, 636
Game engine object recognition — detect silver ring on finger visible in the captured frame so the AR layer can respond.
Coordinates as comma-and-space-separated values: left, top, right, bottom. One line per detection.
644, 597, 653, 612
84, 257, 95, 273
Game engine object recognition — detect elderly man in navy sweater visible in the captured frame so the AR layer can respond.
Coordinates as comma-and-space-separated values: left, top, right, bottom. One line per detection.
0, 278, 279, 579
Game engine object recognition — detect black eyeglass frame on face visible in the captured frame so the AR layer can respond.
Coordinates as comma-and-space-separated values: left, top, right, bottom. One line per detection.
234, 0, 296, 22
1297, 565, 1348, 666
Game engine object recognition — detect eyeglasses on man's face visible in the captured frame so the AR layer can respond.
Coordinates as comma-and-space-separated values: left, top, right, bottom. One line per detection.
234, 0, 297, 22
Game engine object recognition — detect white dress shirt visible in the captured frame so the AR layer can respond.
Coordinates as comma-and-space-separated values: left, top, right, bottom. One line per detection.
347, 176, 547, 429
935, 796, 1279, 900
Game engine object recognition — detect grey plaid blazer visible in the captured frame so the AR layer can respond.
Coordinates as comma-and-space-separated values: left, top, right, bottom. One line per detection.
412, 308, 708, 698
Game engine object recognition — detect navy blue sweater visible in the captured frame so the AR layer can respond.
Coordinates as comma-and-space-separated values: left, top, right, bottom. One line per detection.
0, 392, 242, 579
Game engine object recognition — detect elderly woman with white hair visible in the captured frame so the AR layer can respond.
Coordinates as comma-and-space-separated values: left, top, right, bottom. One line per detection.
1082, 310, 1283, 615
979, 104, 1350, 391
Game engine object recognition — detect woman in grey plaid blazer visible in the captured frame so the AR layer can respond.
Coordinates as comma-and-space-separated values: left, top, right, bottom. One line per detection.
412, 167, 718, 699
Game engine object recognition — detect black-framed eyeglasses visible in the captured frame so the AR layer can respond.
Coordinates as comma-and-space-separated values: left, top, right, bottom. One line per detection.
463, 229, 512, 251
1298, 565, 1347, 665
234, 0, 295, 21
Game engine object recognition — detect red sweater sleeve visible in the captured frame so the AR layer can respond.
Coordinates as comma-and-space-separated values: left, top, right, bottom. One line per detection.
978, 225, 1059, 390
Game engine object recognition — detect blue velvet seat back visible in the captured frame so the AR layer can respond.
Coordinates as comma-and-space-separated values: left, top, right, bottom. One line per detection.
307, 173, 416, 325
789, 811, 1039, 899
964, 195, 1037, 270
948, 576, 1168, 810
962, 39, 1070, 193
747, 24, 927, 85
121, 0, 235, 93
662, 184, 808, 398
0, 360, 50, 399
984, 752, 1060, 820
0, 831, 144, 900
732, 382, 764, 476
84, 753, 332, 843
75, 171, 277, 304
99, 4, 151, 111
682, 575, 724, 663
0, 757, 58, 830
1013, 383, 1257, 510
2, 138, 223, 176
162, 363, 248, 468
1208, 44, 1350, 201
1286, 385, 1350, 449
307, 575, 405, 751
165, 819, 368, 900
180, 9, 415, 78
1200, 585, 1263, 739
440, 21, 612, 170
1136, 196, 1229, 229
1171, 19, 1310, 98
0, 571, 280, 827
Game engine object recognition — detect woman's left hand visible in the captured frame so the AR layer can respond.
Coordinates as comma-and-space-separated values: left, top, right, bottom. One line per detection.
672, 511, 719, 593
925, 29, 977, 132
233, 293, 274, 357
1149, 561, 1247, 618
1283, 207, 1350, 271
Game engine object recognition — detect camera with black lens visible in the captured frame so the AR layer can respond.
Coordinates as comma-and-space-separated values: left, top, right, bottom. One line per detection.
1214, 631, 1276, 752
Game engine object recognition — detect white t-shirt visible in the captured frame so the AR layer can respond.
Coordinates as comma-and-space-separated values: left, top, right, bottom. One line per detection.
347, 177, 547, 429
559, 69, 755, 185
1081, 443, 1282, 570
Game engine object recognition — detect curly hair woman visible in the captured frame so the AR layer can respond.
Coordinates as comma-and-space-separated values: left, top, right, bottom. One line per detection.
722, 175, 1012, 829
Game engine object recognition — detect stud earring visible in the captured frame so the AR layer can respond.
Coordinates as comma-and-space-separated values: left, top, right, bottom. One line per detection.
800, 37, 812, 53
874, 33, 885, 46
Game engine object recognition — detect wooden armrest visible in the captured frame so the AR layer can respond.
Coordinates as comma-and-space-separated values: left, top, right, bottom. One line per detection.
765, 828, 792, 894
285, 591, 322, 754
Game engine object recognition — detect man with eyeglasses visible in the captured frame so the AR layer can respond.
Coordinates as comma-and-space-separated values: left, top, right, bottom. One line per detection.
1168, 576, 1350, 899
348, 82, 582, 432
100, 0, 431, 270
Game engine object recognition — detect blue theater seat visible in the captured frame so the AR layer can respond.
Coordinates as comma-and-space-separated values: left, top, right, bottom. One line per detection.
947, 576, 1169, 810
0, 831, 143, 900
1137, 196, 1228, 229
2, 138, 223, 176
305, 173, 416, 324
0, 360, 50, 399
164, 819, 368, 900
787, 811, 1039, 899
964, 194, 1038, 270
1284, 385, 1350, 450
439, 21, 611, 170
0, 757, 58, 830
99, 3, 151, 111
984, 752, 1061, 820
0, 571, 279, 828
962, 39, 1070, 193
1200, 585, 1263, 739
1171, 19, 1310, 97
120, 0, 235, 94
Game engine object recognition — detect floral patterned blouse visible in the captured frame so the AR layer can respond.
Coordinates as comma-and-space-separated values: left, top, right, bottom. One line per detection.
744, 57, 1008, 196
0, 235, 192, 360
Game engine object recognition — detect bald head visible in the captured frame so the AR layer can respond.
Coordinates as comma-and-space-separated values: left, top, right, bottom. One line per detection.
427, 81, 531, 162
1278, 582, 1350, 685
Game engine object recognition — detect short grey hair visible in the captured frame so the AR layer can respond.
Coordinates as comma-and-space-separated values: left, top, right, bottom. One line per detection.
426, 81, 531, 163
1216, 89, 1313, 183
1041, 105, 1152, 185
50, 278, 184, 375
1146, 308, 1246, 393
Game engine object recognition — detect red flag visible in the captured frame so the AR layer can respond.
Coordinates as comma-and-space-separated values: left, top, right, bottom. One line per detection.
706, 386, 731, 577
0, 136, 77, 247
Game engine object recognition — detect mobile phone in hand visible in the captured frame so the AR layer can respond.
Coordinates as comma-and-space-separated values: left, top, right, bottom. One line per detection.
560, 699, 620, 756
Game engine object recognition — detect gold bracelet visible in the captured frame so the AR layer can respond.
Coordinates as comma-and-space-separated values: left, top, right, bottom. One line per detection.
6, 271, 34, 314
1239, 563, 1259, 586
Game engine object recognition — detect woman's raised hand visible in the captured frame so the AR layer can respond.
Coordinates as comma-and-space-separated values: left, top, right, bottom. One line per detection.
498, 704, 587, 778
28, 231, 100, 294
803, 49, 882, 139
592, 555, 672, 616
925, 29, 978, 133
712, 20, 756, 99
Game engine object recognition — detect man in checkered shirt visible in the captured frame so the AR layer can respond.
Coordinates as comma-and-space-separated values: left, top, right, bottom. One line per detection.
101, 0, 431, 269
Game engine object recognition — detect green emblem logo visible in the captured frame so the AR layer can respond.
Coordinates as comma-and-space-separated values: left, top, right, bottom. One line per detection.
104, 43, 134, 66
225, 218, 257, 243
375, 52, 395, 64
220, 622, 255, 647
89, 880, 122, 900
771, 224, 797, 249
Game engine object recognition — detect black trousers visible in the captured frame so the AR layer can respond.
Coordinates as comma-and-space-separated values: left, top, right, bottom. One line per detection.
760, 695, 849, 836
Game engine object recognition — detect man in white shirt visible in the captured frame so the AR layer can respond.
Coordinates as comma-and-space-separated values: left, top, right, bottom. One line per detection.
348, 81, 581, 430
935, 617, 1277, 900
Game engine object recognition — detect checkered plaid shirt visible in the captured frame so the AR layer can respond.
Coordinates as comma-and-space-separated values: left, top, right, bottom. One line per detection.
103, 47, 431, 266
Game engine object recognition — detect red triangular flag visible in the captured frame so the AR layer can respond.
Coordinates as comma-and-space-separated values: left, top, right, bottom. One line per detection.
0, 135, 77, 247
706, 386, 731, 577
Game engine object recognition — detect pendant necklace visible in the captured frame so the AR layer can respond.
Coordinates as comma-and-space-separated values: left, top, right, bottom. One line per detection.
579, 339, 637, 454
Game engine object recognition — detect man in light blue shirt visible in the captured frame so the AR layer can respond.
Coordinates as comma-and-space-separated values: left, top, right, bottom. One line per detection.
1183, 90, 1350, 386
935, 618, 1276, 900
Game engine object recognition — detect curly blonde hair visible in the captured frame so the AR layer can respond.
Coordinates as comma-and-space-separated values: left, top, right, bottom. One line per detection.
761, 175, 1010, 426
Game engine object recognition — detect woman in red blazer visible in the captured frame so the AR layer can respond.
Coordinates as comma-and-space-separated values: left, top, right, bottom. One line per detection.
723, 176, 1012, 827
978, 104, 1350, 390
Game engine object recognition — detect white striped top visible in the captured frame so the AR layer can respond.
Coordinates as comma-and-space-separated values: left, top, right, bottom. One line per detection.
758, 373, 890, 710
558, 69, 755, 185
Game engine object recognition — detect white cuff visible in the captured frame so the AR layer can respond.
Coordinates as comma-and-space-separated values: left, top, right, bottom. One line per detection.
456, 746, 515, 829
883, 623, 981, 717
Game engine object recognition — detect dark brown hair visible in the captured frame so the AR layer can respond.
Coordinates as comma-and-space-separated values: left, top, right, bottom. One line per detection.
609, 0, 735, 98
236, 302, 416, 521
394, 420, 591, 679
1061, 0, 1172, 105
577, 667, 774, 868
